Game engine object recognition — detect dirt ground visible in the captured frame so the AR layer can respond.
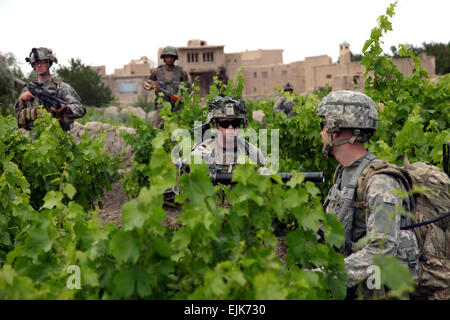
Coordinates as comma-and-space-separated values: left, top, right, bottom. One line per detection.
97, 182, 183, 229
97, 182, 287, 260
98, 182, 127, 227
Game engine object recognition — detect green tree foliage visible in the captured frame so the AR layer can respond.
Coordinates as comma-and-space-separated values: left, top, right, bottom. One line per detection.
390, 42, 450, 75
0, 52, 25, 116
57, 58, 113, 107
413, 42, 450, 75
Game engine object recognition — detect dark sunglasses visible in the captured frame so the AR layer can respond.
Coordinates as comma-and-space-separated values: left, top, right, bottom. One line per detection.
320, 121, 327, 130
217, 119, 241, 128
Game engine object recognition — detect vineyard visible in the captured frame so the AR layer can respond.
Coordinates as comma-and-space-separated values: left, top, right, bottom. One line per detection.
0, 2, 449, 300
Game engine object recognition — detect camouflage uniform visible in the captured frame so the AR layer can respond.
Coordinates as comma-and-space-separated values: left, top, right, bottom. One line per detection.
192, 137, 266, 172
318, 91, 419, 298
14, 77, 85, 131
14, 47, 85, 131
191, 95, 266, 171
274, 95, 297, 118
274, 83, 297, 118
149, 46, 189, 128
149, 64, 189, 99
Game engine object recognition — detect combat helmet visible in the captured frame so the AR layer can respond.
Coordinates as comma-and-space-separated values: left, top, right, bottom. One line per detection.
25, 47, 58, 65
160, 46, 179, 60
283, 83, 294, 92
316, 90, 378, 156
206, 95, 248, 127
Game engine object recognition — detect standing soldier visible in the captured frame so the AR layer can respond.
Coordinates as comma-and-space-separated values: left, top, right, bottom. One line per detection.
317, 90, 419, 299
14, 47, 86, 131
192, 95, 266, 173
274, 82, 297, 118
146, 46, 190, 128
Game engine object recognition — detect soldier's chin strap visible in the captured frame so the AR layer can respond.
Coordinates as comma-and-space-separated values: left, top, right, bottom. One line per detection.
322, 129, 362, 157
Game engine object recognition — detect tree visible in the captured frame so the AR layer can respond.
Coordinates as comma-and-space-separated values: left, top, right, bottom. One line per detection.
420, 42, 450, 75
0, 52, 25, 116
388, 42, 450, 75
57, 58, 113, 107
350, 52, 363, 62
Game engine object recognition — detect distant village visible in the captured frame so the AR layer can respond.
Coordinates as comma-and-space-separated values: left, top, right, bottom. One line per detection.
90, 40, 436, 106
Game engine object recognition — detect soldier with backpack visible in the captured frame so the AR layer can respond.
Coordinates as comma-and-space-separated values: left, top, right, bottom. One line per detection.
317, 90, 449, 299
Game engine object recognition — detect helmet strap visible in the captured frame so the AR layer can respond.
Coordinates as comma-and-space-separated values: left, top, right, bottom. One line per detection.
322, 129, 361, 157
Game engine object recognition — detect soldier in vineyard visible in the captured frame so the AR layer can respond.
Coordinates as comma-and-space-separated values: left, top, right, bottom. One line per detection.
14, 47, 86, 132
273, 82, 297, 118
147, 46, 190, 128
192, 95, 266, 172
317, 90, 419, 299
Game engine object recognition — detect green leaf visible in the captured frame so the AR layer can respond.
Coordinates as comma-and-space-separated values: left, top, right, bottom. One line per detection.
327, 276, 347, 300
257, 229, 277, 250
292, 206, 322, 231
323, 214, 345, 248
62, 182, 76, 200
373, 255, 415, 298
151, 237, 171, 258
108, 230, 140, 263
135, 266, 153, 297
22, 221, 57, 261
172, 227, 191, 251
253, 272, 287, 299
121, 200, 147, 231
41, 191, 64, 210
112, 269, 135, 298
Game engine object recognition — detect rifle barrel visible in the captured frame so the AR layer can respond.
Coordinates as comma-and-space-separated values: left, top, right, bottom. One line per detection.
211, 171, 325, 184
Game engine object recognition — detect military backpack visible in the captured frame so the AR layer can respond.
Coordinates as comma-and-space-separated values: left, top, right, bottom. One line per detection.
356, 155, 450, 299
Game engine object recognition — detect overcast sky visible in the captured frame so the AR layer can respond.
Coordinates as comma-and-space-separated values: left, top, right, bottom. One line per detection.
1, 0, 448, 75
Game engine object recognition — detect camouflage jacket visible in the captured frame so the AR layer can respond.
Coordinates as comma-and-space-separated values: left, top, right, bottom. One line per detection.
14, 77, 85, 131
149, 65, 189, 101
274, 95, 297, 118
324, 152, 419, 291
191, 137, 266, 172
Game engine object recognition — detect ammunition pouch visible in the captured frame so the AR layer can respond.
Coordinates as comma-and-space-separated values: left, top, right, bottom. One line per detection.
17, 107, 41, 128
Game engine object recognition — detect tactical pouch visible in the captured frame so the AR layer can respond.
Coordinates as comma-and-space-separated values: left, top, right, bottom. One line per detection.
25, 108, 32, 121
30, 107, 40, 121
17, 109, 27, 128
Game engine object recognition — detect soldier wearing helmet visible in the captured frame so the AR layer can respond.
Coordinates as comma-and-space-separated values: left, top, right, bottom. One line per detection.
14, 47, 85, 131
317, 90, 418, 299
274, 82, 297, 118
148, 46, 190, 128
192, 95, 266, 172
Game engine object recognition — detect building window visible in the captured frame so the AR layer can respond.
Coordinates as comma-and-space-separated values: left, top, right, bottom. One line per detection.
119, 81, 137, 95
188, 53, 199, 63
262, 71, 268, 78
253, 72, 257, 78
203, 52, 214, 62
326, 74, 332, 79
282, 70, 287, 76
253, 88, 256, 93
